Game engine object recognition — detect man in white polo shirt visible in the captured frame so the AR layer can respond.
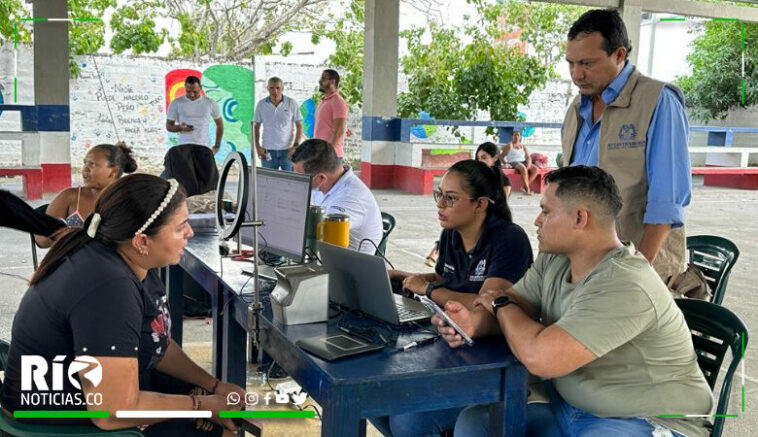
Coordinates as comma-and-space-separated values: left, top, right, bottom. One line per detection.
253, 77, 303, 171
291, 139, 383, 254
166, 75, 224, 154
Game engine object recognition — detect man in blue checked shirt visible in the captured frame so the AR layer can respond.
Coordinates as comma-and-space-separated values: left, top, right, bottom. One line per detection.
560, 9, 691, 280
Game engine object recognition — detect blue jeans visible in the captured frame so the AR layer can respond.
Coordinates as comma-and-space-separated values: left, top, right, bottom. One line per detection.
262, 149, 293, 171
369, 407, 462, 437
455, 382, 688, 437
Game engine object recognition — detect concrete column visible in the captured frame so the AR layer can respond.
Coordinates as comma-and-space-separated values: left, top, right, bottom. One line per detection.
360, 0, 401, 189
620, 0, 642, 66
32, 0, 71, 191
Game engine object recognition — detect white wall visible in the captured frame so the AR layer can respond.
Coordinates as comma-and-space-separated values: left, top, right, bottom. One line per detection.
0, 47, 363, 171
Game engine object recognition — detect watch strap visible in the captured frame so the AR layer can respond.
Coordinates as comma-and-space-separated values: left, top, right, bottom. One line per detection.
425, 281, 442, 299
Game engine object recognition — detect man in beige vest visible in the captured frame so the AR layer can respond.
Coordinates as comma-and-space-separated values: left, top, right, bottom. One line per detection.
560, 9, 691, 280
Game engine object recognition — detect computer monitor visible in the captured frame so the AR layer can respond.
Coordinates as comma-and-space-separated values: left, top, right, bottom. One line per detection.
241, 167, 312, 262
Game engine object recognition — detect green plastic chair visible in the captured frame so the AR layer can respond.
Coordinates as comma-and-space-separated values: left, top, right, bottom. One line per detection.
676, 299, 748, 437
376, 212, 396, 256
0, 339, 142, 437
686, 235, 740, 305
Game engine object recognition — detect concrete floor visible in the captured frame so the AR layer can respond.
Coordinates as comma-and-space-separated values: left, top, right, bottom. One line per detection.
1, 175, 756, 436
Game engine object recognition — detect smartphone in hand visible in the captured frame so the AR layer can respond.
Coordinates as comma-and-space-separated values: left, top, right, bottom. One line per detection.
418, 296, 474, 346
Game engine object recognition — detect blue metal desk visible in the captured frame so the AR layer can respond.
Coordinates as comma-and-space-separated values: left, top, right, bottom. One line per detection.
171, 235, 528, 437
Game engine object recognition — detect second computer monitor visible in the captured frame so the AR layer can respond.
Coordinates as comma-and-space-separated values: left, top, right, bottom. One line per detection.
241, 167, 312, 262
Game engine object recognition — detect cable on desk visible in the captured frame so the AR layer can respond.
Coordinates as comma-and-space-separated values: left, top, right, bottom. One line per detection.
305, 246, 321, 264
358, 238, 395, 269
337, 310, 396, 346
220, 274, 276, 317
300, 404, 322, 421
409, 321, 440, 336
263, 360, 289, 381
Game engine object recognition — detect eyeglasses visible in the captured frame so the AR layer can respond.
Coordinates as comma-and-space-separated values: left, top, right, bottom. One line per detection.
433, 190, 496, 208
433, 190, 475, 208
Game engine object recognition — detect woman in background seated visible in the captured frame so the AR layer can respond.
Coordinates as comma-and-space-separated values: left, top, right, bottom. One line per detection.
476, 141, 511, 199
373, 160, 534, 437
502, 131, 539, 194
1, 174, 243, 436
35, 142, 137, 247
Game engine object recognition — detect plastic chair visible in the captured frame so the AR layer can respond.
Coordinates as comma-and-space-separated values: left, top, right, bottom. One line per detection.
376, 212, 396, 256
686, 235, 740, 305
676, 299, 748, 437
163, 144, 219, 197
0, 339, 143, 436
29, 203, 49, 271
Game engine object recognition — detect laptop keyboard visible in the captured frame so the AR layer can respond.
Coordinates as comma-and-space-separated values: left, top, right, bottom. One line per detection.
396, 303, 428, 321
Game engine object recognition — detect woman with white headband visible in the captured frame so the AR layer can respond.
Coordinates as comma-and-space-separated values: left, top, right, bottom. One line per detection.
0, 174, 244, 436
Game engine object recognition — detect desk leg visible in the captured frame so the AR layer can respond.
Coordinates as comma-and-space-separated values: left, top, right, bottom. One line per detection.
211, 281, 225, 378
167, 265, 184, 346
321, 391, 366, 437
490, 366, 527, 437
221, 289, 247, 387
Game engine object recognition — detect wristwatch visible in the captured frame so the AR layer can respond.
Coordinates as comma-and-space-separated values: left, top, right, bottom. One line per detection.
425, 281, 443, 299
492, 295, 514, 315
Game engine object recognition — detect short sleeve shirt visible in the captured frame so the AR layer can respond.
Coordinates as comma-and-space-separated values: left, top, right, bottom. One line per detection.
253, 95, 303, 150
166, 95, 222, 147
513, 244, 713, 436
0, 241, 145, 414
140, 269, 172, 372
314, 92, 349, 157
311, 166, 383, 254
435, 214, 533, 293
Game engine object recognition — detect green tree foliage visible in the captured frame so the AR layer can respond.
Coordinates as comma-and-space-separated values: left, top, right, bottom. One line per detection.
68, 0, 115, 76
398, 0, 584, 127
109, 1, 167, 56
0, 0, 30, 43
311, 0, 365, 107
0, 0, 325, 77
318, 0, 585, 125
397, 24, 551, 130
676, 21, 757, 121
473, 0, 585, 68
164, 0, 328, 60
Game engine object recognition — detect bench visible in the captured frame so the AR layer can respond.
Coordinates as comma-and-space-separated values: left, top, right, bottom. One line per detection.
0, 167, 44, 199
401, 166, 555, 195
692, 166, 758, 190
401, 166, 758, 195
504, 168, 552, 194
688, 147, 758, 168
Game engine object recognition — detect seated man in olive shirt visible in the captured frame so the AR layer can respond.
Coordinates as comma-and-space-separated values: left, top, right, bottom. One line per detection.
439, 166, 713, 437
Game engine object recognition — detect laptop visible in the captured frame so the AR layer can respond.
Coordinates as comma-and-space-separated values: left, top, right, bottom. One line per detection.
317, 241, 432, 325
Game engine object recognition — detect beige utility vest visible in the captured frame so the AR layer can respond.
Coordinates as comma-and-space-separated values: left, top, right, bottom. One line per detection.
561, 67, 686, 280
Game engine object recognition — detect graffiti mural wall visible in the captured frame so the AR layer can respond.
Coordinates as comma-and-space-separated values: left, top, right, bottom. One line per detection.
164, 66, 255, 164
65, 56, 254, 172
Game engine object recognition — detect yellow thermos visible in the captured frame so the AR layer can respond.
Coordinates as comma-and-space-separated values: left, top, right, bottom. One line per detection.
318, 213, 350, 248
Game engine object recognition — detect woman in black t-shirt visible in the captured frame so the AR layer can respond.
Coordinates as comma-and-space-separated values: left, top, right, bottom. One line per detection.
0, 174, 244, 437
377, 160, 533, 437
424, 142, 513, 267
392, 159, 532, 309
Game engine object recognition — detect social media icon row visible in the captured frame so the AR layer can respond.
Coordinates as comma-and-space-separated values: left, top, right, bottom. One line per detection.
226, 391, 307, 406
